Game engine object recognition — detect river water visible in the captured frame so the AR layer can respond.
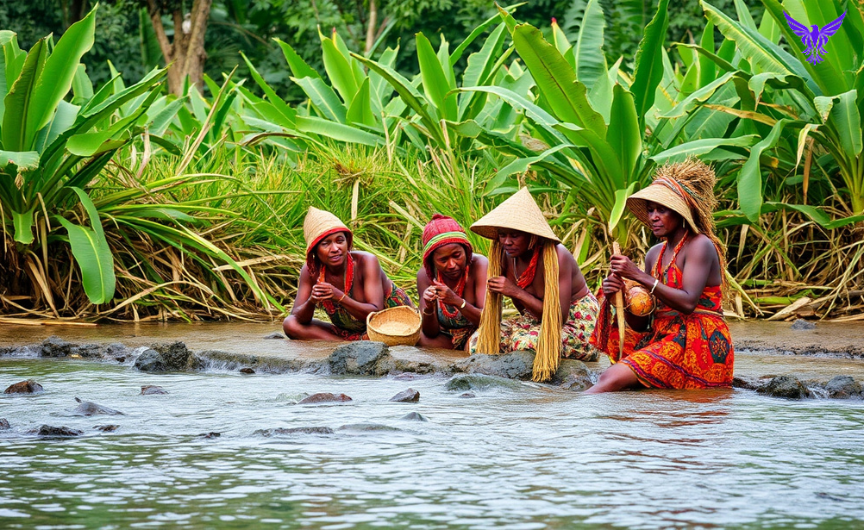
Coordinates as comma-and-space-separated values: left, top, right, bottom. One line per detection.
2, 324, 864, 528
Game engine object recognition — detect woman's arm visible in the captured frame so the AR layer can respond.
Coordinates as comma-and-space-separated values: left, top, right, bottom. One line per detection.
418, 269, 441, 337
291, 266, 318, 324
336, 253, 386, 321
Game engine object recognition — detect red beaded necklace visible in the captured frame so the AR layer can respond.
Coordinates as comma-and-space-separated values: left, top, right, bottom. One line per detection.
436, 265, 468, 318
514, 246, 541, 289
318, 252, 354, 313
653, 233, 688, 281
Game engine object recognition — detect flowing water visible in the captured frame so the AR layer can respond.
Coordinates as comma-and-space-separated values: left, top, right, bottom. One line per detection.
2, 323, 864, 529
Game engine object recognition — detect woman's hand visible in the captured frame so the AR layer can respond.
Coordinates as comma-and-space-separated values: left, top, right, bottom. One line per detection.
610, 255, 645, 282
423, 285, 439, 310
432, 280, 462, 307
311, 282, 343, 302
602, 274, 624, 296
487, 276, 520, 298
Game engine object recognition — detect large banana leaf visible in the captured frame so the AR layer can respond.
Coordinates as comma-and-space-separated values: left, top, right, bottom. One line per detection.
630, 0, 670, 126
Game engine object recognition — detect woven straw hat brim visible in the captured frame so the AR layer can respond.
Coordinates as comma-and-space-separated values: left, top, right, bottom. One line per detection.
470, 187, 560, 242
627, 185, 699, 233
304, 207, 351, 254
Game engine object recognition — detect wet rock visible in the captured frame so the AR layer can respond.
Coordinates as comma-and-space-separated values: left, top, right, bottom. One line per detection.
152, 341, 202, 371
239, 368, 255, 374
455, 350, 535, 380
732, 377, 759, 390
140, 385, 168, 395
328, 341, 392, 376
115, 357, 126, 363
73, 344, 102, 358
338, 423, 401, 432
791, 319, 816, 331
298, 392, 353, 404
757, 375, 811, 399
263, 332, 286, 340
0, 418, 10, 430
31, 425, 83, 437
199, 432, 221, 439
393, 373, 419, 381
134, 349, 166, 373
4, 379, 44, 394
399, 412, 428, 422
40, 336, 74, 357
459, 392, 476, 399
445, 373, 524, 392
73, 397, 125, 416
825, 376, 862, 399
94, 425, 119, 432
255, 427, 334, 437
551, 360, 593, 391
389, 388, 420, 402
104, 343, 129, 358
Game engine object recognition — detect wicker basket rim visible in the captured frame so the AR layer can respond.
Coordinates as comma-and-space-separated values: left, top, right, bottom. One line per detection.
366, 306, 421, 337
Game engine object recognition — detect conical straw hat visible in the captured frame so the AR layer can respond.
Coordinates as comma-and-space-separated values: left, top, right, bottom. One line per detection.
470, 187, 559, 242
303, 207, 352, 257
627, 182, 699, 233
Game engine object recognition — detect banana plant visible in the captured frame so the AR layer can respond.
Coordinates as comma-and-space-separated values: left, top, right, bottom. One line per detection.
0, 8, 167, 305
687, 0, 864, 222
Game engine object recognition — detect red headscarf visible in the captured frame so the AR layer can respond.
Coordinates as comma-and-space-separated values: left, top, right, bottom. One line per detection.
421, 214, 473, 280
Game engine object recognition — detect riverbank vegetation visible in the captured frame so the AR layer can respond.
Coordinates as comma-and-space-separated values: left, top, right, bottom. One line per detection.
2, 0, 864, 323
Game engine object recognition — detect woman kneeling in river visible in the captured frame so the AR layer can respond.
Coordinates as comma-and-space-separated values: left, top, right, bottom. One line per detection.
587, 158, 734, 393
283, 207, 413, 341
468, 188, 600, 382
417, 214, 488, 350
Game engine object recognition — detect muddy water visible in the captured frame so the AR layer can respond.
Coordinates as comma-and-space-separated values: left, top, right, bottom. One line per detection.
2, 322, 864, 528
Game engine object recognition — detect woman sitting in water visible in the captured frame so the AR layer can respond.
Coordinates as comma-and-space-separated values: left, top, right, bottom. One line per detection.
417, 214, 488, 350
587, 158, 734, 393
468, 188, 600, 382
283, 207, 413, 341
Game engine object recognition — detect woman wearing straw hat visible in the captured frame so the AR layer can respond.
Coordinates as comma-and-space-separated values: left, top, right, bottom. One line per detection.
417, 214, 488, 350
587, 158, 734, 393
468, 188, 600, 382
283, 207, 413, 341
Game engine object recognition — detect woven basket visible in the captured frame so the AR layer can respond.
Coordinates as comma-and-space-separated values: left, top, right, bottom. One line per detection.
366, 306, 421, 347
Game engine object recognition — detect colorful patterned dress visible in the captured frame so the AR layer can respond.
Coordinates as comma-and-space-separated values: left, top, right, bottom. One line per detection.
318, 255, 412, 341
590, 236, 734, 389
467, 293, 600, 361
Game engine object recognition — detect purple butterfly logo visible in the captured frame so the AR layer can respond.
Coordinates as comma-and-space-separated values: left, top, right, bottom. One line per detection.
784, 10, 847, 64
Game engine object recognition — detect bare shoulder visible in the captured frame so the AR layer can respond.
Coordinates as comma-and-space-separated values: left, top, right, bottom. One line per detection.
351, 251, 380, 266
298, 264, 311, 281
645, 243, 664, 267
688, 233, 719, 259
471, 254, 489, 268
555, 243, 576, 265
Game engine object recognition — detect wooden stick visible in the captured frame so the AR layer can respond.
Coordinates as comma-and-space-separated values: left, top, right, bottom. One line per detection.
612, 242, 625, 358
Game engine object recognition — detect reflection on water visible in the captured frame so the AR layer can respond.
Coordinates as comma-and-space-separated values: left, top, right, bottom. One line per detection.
2, 358, 864, 529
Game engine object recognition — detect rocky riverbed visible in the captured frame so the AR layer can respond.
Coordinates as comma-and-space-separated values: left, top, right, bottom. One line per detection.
2, 323, 864, 400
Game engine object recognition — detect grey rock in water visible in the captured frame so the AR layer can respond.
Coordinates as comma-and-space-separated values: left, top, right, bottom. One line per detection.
135, 349, 167, 372
4, 379, 44, 394
338, 423, 401, 432
298, 392, 353, 404
255, 427, 334, 437
0, 418, 10, 430
399, 412, 428, 422
328, 341, 391, 376
73, 397, 125, 416
551, 359, 593, 391
389, 388, 420, 402
757, 375, 811, 399
445, 373, 524, 392
105, 343, 130, 361
791, 319, 816, 331
31, 425, 83, 437
94, 425, 119, 432
239, 367, 255, 374
141, 385, 168, 395
825, 376, 862, 399
73, 344, 102, 358
152, 341, 203, 371
40, 336, 74, 357
455, 350, 535, 380
732, 377, 759, 390
263, 332, 286, 340
459, 392, 476, 399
